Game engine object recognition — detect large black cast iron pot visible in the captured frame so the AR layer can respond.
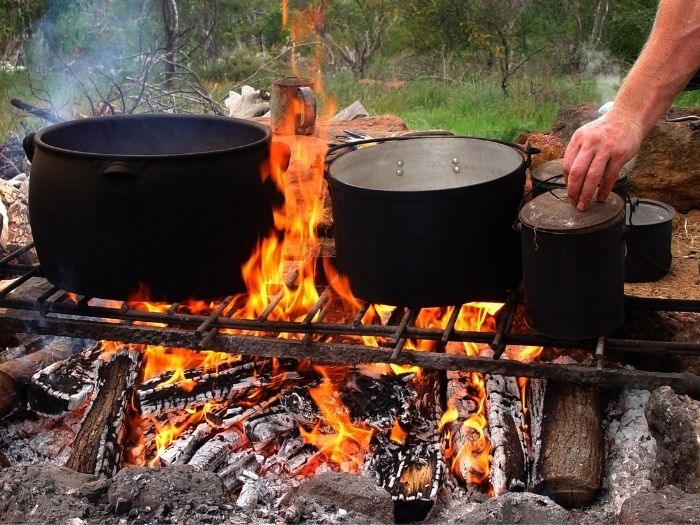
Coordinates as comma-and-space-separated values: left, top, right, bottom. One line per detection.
326, 136, 536, 307
519, 189, 626, 340
24, 114, 284, 302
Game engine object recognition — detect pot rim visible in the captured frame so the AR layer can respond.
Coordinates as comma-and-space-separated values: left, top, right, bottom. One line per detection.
32, 113, 271, 159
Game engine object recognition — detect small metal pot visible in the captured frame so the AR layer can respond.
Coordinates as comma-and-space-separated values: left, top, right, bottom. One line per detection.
625, 197, 675, 282
519, 189, 626, 340
531, 158, 629, 198
327, 135, 537, 307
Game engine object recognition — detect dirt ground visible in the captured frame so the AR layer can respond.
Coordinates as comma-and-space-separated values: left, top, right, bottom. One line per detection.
625, 210, 700, 300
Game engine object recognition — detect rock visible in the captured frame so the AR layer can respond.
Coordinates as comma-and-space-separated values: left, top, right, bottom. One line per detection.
78, 478, 112, 499
515, 132, 566, 172
0, 464, 96, 524
107, 465, 227, 511
550, 103, 601, 144
114, 497, 131, 515
619, 485, 700, 524
629, 118, 700, 212
645, 386, 700, 493
282, 472, 394, 524
451, 492, 575, 524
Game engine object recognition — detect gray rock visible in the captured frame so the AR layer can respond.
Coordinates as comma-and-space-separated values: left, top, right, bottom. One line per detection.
619, 485, 700, 524
645, 386, 700, 493
282, 472, 394, 524
451, 492, 575, 525
107, 464, 226, 511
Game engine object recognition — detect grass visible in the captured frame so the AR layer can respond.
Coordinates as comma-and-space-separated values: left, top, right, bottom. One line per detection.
323, 73, 601, 141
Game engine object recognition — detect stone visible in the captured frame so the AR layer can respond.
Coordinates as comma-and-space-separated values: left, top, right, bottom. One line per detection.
645, 386, 700, 493
281, 472, 394, 524
450, 492, 575, 525
107, 465, 226, 511
619, 485, 700, 524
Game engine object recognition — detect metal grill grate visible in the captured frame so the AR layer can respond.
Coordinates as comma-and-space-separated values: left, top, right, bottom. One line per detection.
1, 242, 699, 395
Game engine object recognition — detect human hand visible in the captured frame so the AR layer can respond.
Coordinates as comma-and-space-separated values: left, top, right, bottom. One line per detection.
563, 110, 645, 211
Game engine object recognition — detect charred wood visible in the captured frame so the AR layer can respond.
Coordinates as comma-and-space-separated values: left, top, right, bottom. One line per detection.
533, 381, 605, 508
340, 372, 415, 431
10, 98, 62, 124
217, 450, 262, 491
65, 347, 142, 477
27, 342, 102, 416
137, 358, 300, 415
366, 369, 443, 523
0, 337, 94, 419
486, 374, 529, 495
187, 427, 247, 471
160, 422, 212, 466
243, 404, 298, 451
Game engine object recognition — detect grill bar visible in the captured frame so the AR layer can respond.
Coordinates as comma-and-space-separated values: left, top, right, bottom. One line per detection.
1, 245, 699, 391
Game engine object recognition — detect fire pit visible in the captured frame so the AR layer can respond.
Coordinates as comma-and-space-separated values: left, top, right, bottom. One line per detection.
1, 115, 699, 525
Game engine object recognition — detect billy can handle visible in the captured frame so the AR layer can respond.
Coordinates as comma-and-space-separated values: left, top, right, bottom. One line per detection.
296, 86, 316, 135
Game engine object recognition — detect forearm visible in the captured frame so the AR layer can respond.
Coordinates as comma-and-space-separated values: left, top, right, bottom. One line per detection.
611, 0, 700, 135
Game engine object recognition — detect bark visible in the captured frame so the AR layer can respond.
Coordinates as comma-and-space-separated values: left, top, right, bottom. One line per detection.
65, 348, 142, 477
533, 381, 605, 508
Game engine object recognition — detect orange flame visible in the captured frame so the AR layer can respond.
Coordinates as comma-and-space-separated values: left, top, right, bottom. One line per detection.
299, 367, 374, 471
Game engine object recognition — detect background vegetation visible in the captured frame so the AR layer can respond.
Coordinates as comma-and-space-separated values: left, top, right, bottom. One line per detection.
0, 0, 698, 141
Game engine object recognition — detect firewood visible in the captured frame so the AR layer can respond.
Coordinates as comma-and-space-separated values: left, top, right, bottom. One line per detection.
532, 381, 605, 508
136, 359, 300, 416
486, 374, 529, 495
0, 177, 34, 263
217, 450, 262, 491
160, 422, 213, 466
27, 342, 103, 416
243, 404, 298, 451
187, 427, 247, 471
65, 346, 142, 477
0, 337, 94, 419
365, 370, 443, 523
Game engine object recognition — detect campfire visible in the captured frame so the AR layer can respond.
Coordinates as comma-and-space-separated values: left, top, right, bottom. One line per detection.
2, 106, 700, 523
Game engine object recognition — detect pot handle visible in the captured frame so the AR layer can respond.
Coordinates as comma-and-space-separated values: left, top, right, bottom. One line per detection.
22, 132, 36, 162
100, 160, 141, 178
506, 142, 541, 168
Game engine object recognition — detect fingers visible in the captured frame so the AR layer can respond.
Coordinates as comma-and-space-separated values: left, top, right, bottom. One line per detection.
575, 154, 610, 211
596, 160, 625, 203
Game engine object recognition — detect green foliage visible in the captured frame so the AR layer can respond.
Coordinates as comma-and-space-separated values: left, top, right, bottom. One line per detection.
603, 0, 657, 64
326, 72, 599, 141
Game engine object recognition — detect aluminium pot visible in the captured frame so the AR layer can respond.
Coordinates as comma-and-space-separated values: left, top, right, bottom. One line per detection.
519, 189, 626, 340
326, 136, 536, 307
624, 197, 675, 282
25, 114, 285, 302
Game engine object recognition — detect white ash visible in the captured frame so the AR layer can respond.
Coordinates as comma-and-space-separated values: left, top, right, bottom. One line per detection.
0, 407, 84, 465
590, 389, 656, 516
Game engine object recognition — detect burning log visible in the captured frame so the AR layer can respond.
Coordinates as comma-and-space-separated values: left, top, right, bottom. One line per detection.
486, 374, 529, 495
187, 427, 247, 471
217, 450, 262, 491
532, 380, 605, 508
160, 422, 213, 466
137, 359, 299, 416
0, 337, 94, 419
27, 342, 103, 416
65, 346, 142, 477
243, 404, 298, 451
365, 370, 443, 523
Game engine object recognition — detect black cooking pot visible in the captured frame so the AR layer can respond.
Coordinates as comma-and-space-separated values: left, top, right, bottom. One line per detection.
519, 189, 626, 340
24, 114, 285, 302
326, 136, 537, 307
531, 158, 629, 198
625, 197, 675, 282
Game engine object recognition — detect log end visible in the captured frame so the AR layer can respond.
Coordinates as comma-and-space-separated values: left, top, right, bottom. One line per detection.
536, 478, 598, 508
0, 371, 18, 418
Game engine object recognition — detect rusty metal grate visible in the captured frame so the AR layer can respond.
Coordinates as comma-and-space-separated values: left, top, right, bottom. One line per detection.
1, 242, 699, 395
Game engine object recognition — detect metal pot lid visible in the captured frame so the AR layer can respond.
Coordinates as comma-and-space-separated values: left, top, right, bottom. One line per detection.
519, 188, 625, 232
531, 158, 565, 184
626, 198, 676, 226
532, 158, 627, 184
328, 137, 524, 192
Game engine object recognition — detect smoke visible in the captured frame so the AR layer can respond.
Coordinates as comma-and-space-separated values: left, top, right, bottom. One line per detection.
24, 0, 158, 119
581, 46, 622, 104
